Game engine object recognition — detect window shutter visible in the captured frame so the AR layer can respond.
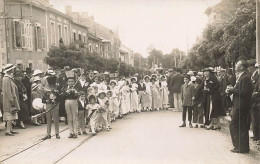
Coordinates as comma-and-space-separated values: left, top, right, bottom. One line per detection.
21, 21, 26, 48
34, 26, 38, 50
42, 27, 46, 49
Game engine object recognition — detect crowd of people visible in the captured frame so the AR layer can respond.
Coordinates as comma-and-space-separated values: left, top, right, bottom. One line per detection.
0, 59, 259, 154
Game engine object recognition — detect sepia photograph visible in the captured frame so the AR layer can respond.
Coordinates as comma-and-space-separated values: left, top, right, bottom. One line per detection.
0, 0, 260, 163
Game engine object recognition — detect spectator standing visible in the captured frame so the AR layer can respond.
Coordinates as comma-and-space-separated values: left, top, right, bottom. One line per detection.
227, 60, 253, 153
170, 68, 184, 111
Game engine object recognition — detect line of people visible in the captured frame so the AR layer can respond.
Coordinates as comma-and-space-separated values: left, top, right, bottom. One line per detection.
0, 64, 171, 139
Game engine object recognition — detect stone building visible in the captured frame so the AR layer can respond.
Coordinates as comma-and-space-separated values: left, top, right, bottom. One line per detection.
0, 0, 7, 70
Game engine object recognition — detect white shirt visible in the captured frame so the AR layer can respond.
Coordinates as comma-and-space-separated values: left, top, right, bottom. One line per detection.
79, 79, 86, 88
79, 100, 85, 107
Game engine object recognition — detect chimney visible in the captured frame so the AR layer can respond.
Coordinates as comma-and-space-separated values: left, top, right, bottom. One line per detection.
65, 5, 72, 15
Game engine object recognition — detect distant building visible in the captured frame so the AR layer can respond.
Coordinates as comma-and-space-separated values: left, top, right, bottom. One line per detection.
120, 45, 134, 66
65, 5, 121, 60
0, 0, 7, 70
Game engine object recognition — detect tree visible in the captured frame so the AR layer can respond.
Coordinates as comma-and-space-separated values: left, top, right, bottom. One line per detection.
45, 44, 86, 69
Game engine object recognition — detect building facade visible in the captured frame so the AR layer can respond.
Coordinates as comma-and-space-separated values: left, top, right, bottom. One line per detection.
2, 0, 135, 70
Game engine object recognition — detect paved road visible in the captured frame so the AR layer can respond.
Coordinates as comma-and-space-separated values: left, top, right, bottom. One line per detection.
58, 111, 259, 164
2, 111, 259, 164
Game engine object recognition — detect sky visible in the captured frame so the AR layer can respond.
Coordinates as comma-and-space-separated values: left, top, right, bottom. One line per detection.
50, 0, 221, 57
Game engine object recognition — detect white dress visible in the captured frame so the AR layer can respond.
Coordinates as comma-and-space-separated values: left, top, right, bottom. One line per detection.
143, 82, 152, 109
130, 83, 138, 112
160, 81, 169, 108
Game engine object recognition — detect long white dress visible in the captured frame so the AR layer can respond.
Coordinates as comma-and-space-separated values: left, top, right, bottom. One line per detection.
120, 85, 130, 115
110, 86, 120, 118
130, 83, 138, 112
160, 81, 169, 108
151, 82, 161, 109
143, 81, 152, 109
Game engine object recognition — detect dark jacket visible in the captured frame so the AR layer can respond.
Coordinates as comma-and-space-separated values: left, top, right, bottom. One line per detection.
230, 71, 253, 111
74, 80, 89, 94
138, 83, 146, 91
170, 73, 184, 93
78, 99, 88, 111
167, 74, 173, 92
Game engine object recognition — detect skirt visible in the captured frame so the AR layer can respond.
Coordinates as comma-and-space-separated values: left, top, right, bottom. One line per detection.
3, 111, 18, 121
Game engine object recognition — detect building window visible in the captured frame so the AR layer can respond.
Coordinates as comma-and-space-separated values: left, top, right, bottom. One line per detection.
13, 20, 32, 50
83, 36, 86, 43
50, 21, 55, 46
42, 27, 46, 49
89, 43, 92, 52
57, 24, 62, 43
78, 34, 81, 41
35, 26, 42, 50
73, 32, 76, 41
64, 26, 68, 45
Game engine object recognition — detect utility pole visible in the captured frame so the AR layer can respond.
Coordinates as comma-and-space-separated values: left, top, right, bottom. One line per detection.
257, 0, 260, 70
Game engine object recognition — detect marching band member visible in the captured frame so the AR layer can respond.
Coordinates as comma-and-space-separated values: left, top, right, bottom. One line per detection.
63, 71, 79, 138
74, 72, 90, 95
130, 77, 138, 113
143, 76, 152, 111
41, 89, 60, 140
77, 91, 88, 135
160, 75, 169, 110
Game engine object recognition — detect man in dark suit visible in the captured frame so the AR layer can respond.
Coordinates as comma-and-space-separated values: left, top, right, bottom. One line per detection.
167, 69, 174, 108
170, 68, 184, 111
22, 68, 32, 115
227, 60, 253, 153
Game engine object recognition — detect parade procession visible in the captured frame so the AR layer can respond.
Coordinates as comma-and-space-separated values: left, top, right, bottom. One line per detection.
0, 0, 260, 164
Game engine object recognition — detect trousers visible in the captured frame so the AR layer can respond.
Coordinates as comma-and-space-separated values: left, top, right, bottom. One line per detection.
230, 109, 250, 152
78, 110, 86, 132
46, 103, 59, 135
174, 93, 182, 111
65, 100, 78, 134
182, 106, 192, 122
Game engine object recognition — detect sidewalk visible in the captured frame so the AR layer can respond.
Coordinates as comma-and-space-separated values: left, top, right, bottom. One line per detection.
220, 115, 260, 151
0, 122, 68, 161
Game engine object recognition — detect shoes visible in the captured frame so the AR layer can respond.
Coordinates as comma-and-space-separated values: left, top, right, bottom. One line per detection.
11, 131, 19, 134
73, 134, 77, 138
41, 135, 51, 140
106, 127, 110, 131
56, 134, 60, 139
257, 140, 260, 145
230, 148, 249, 154
200, 125, 205, 128
33, 122, 41, 126
5, 132, 15, 136
82, 132, 87, 135
189, 124, 193, 128
195, 125, 198, 128
78, 132, 81, 135
206, 125, 214, 130
213, 126, 221, 131
92, 132, 96, 135
20, 125, 26, 129
68, 133, 74, 138
179, 124, 186, 127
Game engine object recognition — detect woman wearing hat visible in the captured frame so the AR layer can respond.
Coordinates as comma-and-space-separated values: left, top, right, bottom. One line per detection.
150, 77, 161, 111
109, 80, 120, 119
14, 68, 30, 129
130, 77, 139, 113
2, 64, 20, 136
202, 68, 226, 130
143, 75, 152, 111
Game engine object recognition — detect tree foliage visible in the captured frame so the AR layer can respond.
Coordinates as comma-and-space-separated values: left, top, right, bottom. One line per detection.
183, 0, 256, 70
44, 44, 147, 76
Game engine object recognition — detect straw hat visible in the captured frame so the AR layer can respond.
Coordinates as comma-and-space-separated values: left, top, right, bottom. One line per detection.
3, 64, 16, 73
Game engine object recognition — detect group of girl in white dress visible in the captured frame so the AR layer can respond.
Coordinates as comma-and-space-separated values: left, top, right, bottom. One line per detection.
86, 74, 169, 135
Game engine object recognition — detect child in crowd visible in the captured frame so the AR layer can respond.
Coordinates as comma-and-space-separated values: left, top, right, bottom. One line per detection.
193, 78, 204, 128
109, 80, 120, 119
160, 75, 169, 110
143, 76, 152, 111
130, 77, 139, 112
106, 90, 113, 125
138, 78, 146, 112
86, 95, 100, 135
150, 77, 161, 111
97, 90, 110, 131
179, 75, 195, 128
77, 91, 88, 135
